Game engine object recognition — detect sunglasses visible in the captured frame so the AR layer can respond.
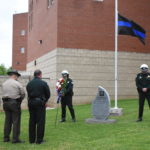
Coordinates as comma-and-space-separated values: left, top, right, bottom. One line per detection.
141, 67, 148, 70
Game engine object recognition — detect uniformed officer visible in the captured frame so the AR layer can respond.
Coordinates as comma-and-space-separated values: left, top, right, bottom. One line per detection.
26, 70, 50, 144
60, 70, 76, 122
135, 64, 150, 122
2, 70, 25, 143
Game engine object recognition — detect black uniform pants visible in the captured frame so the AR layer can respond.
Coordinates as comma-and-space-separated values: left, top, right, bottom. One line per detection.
138, 92, 150, 119
28, 104, 46, 143
3, 99, 21, 142
61, 96, 75, 120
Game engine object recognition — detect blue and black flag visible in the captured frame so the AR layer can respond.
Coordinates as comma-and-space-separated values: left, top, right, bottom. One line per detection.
118, 14, 146, 45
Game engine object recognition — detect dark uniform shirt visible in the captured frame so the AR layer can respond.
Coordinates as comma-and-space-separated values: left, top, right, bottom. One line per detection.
64, 78, 73, 97
136, 72, 150, 94
60, 78, 75, 120
26, 77, 50, 102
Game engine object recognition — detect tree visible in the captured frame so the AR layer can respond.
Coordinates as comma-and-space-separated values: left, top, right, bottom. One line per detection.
0, 64, 8, 75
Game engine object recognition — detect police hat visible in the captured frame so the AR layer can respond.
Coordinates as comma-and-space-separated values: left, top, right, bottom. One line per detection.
140, 64, 148, 69
61, 70, 69, 75
7, 70, 21, 77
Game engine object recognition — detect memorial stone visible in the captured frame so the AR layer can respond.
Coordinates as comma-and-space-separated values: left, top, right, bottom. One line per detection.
86, 86, 116, 124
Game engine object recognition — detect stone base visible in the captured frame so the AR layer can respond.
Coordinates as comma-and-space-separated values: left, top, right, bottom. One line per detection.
110, 107, 123, 116
85, 118, 116, 124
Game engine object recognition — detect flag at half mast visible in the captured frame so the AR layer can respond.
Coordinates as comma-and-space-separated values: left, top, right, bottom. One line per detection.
118, 14, 146, 45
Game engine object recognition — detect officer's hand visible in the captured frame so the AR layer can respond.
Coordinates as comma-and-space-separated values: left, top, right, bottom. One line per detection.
143, 88, 147, 92
60, 91, 65, 97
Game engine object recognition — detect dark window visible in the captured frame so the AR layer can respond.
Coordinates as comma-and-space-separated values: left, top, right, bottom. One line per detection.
16, 62, 20, 65
47, 0, 54, 8
29, 0, 33, 12
29, 13, 33, 32
38, 40, 42, 44
29, 0, 33, 32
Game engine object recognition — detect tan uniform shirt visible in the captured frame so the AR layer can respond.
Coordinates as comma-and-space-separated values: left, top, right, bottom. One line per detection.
2, 78, 25, 100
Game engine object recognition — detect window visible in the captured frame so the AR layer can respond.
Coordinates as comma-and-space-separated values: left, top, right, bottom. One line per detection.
20, 30, 26, 36
29, 13, 33, 31
38, 40, 42, 44
47, 0, 54, 8
20, 47, 25, 54
16, 62, 20, 65
29, 0, 33, 12
29, 0, 33, 32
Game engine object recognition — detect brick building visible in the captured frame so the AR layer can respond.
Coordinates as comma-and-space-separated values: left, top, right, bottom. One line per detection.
12, 0, 150, 105
12, 13, 28, 71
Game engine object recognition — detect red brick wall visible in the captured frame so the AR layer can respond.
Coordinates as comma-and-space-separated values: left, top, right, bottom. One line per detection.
27, 0, 58, 63
27, 0, 150, 63
58, 0, 115, 50
12, 13, 28, 70
58, 0, 150, 52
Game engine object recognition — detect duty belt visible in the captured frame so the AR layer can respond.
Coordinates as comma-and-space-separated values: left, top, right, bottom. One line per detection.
2, 97, 20, 102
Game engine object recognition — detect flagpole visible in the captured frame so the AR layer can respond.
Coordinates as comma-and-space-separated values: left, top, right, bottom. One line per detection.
114, 0, 118, 108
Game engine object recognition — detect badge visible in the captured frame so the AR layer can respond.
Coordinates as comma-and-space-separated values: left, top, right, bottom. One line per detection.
139, 76, 142, 79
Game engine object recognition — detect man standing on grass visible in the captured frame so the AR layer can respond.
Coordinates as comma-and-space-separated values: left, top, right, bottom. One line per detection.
59, 70, 76, 123
2, 70, 25, 143
26, 70, 50, 144
135, 64, 150, 122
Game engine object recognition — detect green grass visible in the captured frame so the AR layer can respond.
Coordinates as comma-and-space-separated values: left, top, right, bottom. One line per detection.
0, 99, 150, 150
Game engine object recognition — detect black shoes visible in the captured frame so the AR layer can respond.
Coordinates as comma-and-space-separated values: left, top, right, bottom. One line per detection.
60, 119, 66, 122
60, 118, 76, 122
136, 118, 142, 122
72, 118, 76, 122
3, 139, 10, 142
12, 140, 25, 144
4, 138, 24, 143
36, 140, 46, 144
30, 140, 46, 144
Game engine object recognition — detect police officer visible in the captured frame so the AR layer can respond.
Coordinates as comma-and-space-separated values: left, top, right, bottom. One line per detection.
136, 64, 150, 122
2, 70, 25, 143
26, 70, 50, 144
60, 70, 76, 122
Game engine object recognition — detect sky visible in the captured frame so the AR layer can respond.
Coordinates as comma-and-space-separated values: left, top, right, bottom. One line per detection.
0, 0, 28, 68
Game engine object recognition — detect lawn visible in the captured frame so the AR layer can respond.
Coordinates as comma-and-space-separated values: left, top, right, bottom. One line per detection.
0, 99, 150, 150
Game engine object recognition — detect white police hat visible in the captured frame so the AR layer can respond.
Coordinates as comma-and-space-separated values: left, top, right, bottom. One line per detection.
61, 70, 69, 74
140, 64, 148, 69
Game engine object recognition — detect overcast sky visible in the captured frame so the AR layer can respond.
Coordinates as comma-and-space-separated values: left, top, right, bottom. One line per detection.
0, 0, 28, 68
